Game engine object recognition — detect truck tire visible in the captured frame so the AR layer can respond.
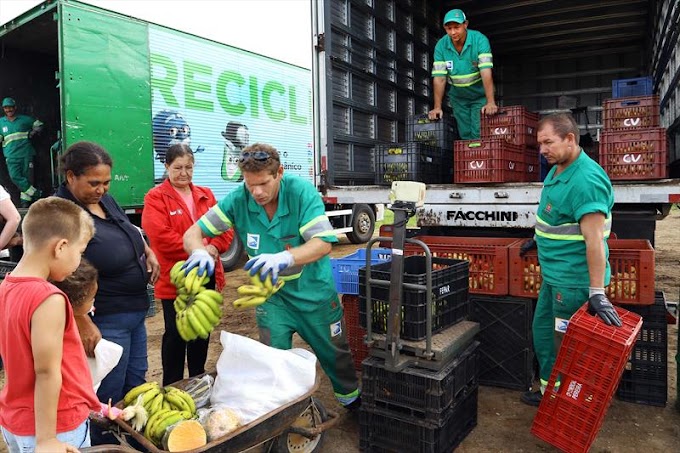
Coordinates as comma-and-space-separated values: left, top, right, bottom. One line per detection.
345, 204, 375, 244
266, 397, 328, 453
220, 235, 244, 271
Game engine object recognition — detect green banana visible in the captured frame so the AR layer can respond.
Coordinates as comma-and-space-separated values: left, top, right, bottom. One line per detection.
233, 295, 267, 309
199, 289, 224, 305
192, 269, 206, 294
194, 292, 222, 317
139, 386, 161, 407
144, 407, 171, 440
123, 381, 159, 406
190, 303, 214, 332
153, 410, 185, 442
184, 268, 198, 293
192, 299, 220, 326
164, 389, 191, 413
149, 392, 165, 415
176, 311, 193, 342
186, 308, 210, 339
237, 284, 270, 296
173, 297, 187, 312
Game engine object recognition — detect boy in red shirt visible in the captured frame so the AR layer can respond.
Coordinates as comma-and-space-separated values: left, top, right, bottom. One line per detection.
0, 197, 100, 453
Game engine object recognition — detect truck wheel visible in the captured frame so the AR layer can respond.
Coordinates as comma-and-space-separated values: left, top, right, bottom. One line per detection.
346, 204, 375, 244
220, 235, 244, 271
267, 397, 328, 453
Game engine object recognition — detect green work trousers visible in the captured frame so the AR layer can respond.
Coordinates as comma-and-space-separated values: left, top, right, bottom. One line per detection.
255, 294, 359, 405
451, 96, 486, 140
6, 156, 32, 193
533, 282, 589, 384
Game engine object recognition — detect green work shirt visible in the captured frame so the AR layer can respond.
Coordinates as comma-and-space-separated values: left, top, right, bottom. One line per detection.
0, 114, 42, 159
431, 29, 493, 102
198, 173, 338, 312
535, 150, 614, 287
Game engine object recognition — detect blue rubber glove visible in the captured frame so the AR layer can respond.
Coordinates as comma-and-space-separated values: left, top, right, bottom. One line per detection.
181, 249, 215, 276
244, 251, 294, 284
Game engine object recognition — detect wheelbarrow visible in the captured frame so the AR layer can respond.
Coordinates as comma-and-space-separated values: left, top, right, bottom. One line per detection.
86, 372, 338, 453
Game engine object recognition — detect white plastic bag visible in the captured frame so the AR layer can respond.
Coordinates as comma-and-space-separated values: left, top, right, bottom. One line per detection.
87, 339, 123, 392
210, 331, 317, 424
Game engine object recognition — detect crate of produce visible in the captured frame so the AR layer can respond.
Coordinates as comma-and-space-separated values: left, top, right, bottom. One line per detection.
361, 341, 478, 425
360, 385, 478, 453
612, 76, 653, 98
331, 248, 392, 295
599, 128, 668, 180
404, 236, 516, 295
358, 256, 469, 341
508, 239, 542, 298
405, 113, 458, 150
523, 147, 541, 182
374, 142, 445, 185
470, 296, 534, 390
342, 295, 368, 371
602, 95, 660, 129
531, 305, 643, 453
607, 239, 655, 305
616, 291, 668, 407
453, 139, 525, 183
480, 105, 539, 147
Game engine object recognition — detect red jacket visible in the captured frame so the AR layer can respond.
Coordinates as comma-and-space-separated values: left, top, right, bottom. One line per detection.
142, 180, 233, 299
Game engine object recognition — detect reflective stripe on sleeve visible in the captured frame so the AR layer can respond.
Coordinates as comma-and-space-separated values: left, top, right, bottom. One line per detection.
432, 61, 448, 76
535, 214, 612, 241
478, 53, 493, 69
300, 215, 334, 242
199, 206, 232, 237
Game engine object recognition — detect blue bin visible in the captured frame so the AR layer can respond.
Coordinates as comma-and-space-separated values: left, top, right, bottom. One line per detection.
331, 248, 392, 295
612, 77, 653, 98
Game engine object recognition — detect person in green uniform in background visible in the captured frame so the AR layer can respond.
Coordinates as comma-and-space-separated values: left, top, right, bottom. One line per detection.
428, 9, 498, 139
0, 97, 43, 207
182, 142, 361, 410
520, 113, 622, 407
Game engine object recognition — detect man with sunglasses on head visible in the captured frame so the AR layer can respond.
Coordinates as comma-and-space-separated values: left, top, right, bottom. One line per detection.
182, 143, 361, 411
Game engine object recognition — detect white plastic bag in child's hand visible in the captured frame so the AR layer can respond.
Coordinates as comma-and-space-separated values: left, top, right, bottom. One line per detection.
87, 339, 123, 392
210, 331, 317, 424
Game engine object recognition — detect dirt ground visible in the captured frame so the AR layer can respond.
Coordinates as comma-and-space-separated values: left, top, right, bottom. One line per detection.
1, 211, 679, 452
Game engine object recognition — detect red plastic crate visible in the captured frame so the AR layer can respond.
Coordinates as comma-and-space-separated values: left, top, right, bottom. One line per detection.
523, 147, 540, 182
508, 239, 542, 298
531, 305, 643, 453
453, 139, 525, 183
342, 295, 368, 371
603, 95, 660, 130
480, 105, 539, 147
607, 239, 655, 305
599, 128, 668, 180
404, 236, 515, 295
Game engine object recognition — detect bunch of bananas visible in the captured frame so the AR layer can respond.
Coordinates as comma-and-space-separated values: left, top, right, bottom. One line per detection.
233, 273, 285, 309
122, 381, 198, 446
169, 260, 224, 341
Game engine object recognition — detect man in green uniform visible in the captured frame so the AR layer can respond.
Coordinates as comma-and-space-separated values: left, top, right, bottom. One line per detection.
0, 97, 43, 207
520, 113, 622, 407
429, 9, 497, 139
182, 143, 360, 409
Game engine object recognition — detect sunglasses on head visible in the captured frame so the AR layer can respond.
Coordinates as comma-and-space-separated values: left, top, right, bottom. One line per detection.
240, 151, 271, 162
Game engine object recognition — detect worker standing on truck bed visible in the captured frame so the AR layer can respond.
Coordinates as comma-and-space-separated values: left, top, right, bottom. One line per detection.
520, 113, 621, 407
0, 97, 44, 208
428, 9, 497, 139
182, 142, 361, 411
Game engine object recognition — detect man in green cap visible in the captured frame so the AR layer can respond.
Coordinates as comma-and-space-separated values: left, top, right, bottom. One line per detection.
0, 97, 43, 207
428, 9, 497, 139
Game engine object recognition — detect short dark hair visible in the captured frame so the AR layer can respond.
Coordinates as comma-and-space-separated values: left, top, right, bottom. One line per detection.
22, 197, 94, 250
165, 143, 194, 165
238, 143, 281, 176
59, 141, 113, 176
538, 113, 580, 145
52, 259, 98, 308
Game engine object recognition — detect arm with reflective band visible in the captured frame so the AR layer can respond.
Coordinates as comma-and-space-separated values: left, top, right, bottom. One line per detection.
478, 52, 493, 69
476, 32, 494, 70
535, 214, 612, 241
432, 61, 448, 77
300, 215, 335, 242
198, 205, 233, 238
297, 179, 338, 244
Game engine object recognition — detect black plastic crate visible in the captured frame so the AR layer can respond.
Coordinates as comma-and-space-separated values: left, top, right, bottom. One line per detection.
470, 295, 534, 390
374, 143, 446, 185
405, 114, 458, 150
361, 341, 478, 425
359, 385, 478, 453
359, 256, 470, 341
616, 291, 668, 407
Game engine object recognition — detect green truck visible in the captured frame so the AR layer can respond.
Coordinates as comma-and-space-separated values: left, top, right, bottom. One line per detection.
0, 0, 316, 266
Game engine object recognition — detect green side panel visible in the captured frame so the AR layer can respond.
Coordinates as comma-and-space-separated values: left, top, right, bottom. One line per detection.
60, 3, 152, 208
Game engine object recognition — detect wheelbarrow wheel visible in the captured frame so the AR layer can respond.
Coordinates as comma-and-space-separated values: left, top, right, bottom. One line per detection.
266, 397, 328, 453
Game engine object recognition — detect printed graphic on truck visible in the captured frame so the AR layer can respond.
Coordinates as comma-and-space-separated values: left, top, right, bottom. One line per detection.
148, 26, 313, 199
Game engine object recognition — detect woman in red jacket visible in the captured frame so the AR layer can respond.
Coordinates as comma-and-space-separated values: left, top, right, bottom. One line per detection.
142, 144, 233, 385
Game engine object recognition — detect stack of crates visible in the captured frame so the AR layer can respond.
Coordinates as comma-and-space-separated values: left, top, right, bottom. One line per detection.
357, 255, 480, 452
454, 106, 539, 183
600, 77, 668, 180
374, 114, 457, 185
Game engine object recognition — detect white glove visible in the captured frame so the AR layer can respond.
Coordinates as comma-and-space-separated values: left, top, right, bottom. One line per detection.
244, 251, 294, 284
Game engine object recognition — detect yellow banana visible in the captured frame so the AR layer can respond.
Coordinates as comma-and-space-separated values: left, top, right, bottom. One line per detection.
271, 279, 285, 295
186, 308, 210, 339
233, 295, 267, 309
250, 273, 265, 287
199, 289, 224, 305
190, 303, 214, 334
184, 268, 198, 292
179, 410, 193, 420
202, 274, 211, 286
123, 381, 159, 406
162, 400, 171, 411
173, 297, 186, 313
192, 270, 206, 294
237, 284, 270, 297
194, 292, 223, 317
263, 275, 274, 292
176, 311, 194, 342
182, 311, 198, 340
169, 260, 185, 280
192, 299, 220, 326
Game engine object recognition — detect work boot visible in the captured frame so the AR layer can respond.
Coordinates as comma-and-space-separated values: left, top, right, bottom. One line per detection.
520, 390, 542, 407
